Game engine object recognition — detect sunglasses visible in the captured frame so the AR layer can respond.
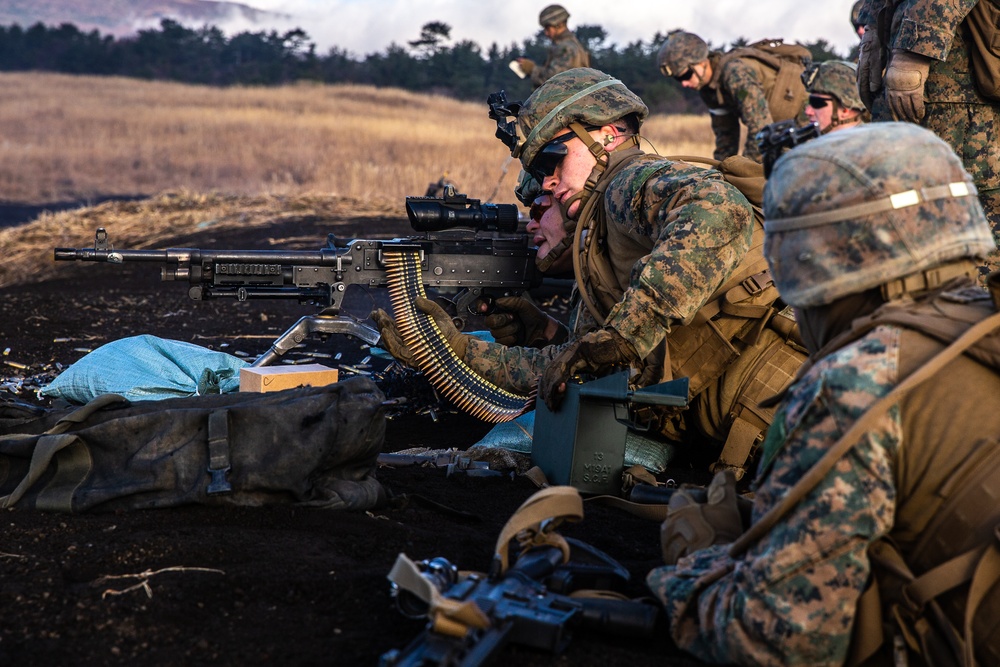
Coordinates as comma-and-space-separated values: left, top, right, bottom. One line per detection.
528, 126, 601, 181
674, 68, 696, 83
808, 94, 834, 109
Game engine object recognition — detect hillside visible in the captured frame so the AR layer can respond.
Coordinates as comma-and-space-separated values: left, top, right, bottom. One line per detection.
0, 0, 282, 36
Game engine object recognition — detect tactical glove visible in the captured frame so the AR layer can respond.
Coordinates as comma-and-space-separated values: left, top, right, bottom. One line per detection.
538, 328, 639, 412
484, 295, 569, 348
660, 469, 748, 565
516, 58, 535, 75
372, 297, 471, 367
885, 50, 932, 123
856, 27, 884, 111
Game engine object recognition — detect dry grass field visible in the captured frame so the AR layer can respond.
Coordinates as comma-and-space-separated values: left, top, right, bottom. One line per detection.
0, 71, 714, 288
0, 71, 714, 206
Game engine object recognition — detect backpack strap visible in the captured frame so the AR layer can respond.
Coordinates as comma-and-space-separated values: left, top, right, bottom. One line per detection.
729, 309, 1000, 559
206, 409, 233, 495
963, 527, 1000, 666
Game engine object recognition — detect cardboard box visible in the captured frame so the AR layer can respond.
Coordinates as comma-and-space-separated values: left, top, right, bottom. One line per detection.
239, 364, 339, 393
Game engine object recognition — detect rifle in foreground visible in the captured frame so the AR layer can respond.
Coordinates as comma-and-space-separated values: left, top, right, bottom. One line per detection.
380, 544, 660, 666
54, 189, 540, 368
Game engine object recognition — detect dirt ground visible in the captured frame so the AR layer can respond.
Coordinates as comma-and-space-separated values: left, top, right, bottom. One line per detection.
0, 207, 711, 667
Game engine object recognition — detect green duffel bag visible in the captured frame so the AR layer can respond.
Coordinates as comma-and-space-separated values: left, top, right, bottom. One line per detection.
0, 376, 386, 512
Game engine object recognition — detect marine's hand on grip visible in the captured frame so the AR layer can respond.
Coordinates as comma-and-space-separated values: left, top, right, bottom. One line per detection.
480, 295, 569, 348
538, 328, 639, 411
885, 49, 931, 123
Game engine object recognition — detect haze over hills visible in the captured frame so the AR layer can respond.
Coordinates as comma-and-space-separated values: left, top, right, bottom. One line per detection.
0, 0, 286, 37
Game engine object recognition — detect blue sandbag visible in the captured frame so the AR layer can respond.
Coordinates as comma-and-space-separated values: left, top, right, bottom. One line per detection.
41, 335, 248, 404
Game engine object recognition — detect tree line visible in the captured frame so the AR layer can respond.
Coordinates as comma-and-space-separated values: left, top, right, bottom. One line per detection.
0, 19, 855, 114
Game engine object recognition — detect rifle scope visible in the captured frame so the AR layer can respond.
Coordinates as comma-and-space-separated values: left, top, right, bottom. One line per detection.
405, 193, 519, 233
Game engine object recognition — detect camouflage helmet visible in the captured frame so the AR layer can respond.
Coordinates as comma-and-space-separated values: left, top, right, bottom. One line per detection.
656, 31, 709, 78
764, 123, 995, 308
539, 4, 570, 27
802, 60, 864, 111
515, 67, 648, 168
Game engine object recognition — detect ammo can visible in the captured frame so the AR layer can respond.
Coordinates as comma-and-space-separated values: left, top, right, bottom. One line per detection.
531, 371, 689, 495
531, 372, 631, 495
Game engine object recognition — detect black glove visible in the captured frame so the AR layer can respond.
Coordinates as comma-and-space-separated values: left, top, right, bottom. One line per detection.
372, 297, 471, 367
484, 295, 568, 348
885, 50, 931, 123
660, 469, 748, 565
856, 26, 884, 111
538, 328, 639, 411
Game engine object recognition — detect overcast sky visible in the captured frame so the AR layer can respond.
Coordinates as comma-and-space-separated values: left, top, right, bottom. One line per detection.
231, 0, 859, 59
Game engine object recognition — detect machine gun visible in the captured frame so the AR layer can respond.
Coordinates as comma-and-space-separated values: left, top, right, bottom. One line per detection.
54, 189, 537, 366
54, 189, 540, 423
756, 119, 821, 178
380, 543, 660, 667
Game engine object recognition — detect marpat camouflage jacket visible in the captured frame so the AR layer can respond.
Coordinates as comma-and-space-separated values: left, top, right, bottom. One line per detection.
463, 153, 754, 393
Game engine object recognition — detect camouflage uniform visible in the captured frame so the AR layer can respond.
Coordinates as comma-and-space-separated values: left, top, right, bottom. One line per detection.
658, 32, 803, 163
463, 156, 755, 394
647, 124, 1000, 665
862, 0, 1000, 274
529, 31, 590, 88
473, 69, 811, 462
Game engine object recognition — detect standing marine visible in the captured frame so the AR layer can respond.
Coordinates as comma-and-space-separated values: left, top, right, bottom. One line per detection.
647, 122, 1000, 666
515, 4, 590, 88
858, 0, 1000, 276
656, 30, 811, 163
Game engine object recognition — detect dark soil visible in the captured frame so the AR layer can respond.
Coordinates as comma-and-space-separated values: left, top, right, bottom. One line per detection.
0, 211, 709, 667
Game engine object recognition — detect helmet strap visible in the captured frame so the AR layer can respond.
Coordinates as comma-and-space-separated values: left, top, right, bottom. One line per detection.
823, 101, 845, 135
562, 121, 641, 220
535, 123, 638, 271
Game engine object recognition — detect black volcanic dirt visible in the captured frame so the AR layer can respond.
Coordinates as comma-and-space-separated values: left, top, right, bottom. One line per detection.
0, 212, 710, 667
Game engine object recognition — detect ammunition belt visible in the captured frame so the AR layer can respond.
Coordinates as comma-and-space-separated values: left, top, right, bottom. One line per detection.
383, 249, 531, 424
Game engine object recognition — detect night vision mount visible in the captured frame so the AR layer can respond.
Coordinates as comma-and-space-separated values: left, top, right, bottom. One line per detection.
487, 90, 522, 155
